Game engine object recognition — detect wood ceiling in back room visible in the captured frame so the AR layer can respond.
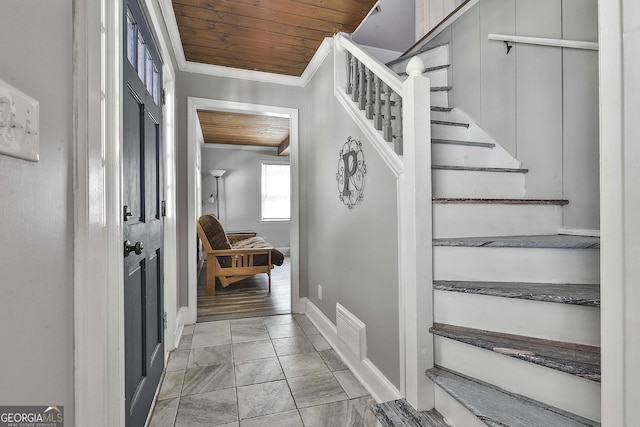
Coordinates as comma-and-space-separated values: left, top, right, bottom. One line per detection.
198, 110, 291, 156
171, 0, 379, 76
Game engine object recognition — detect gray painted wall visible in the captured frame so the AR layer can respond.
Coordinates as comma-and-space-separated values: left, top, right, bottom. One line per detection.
200, 147, 291, 249
302, 50, 401, 388
0, 1, 74, 423
175, 74, 304, 306
426, 0, 599, 229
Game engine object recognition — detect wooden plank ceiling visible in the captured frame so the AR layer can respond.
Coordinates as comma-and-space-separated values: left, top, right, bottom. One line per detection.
198, 110, 291, 155
172, 0, 379, 76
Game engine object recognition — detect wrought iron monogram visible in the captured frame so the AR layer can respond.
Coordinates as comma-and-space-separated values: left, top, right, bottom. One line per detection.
336, 137, 367, 209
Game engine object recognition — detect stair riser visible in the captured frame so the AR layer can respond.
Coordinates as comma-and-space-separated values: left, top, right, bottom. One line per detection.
434, 385, 486, 427
434, 291, 601, 345
430, 91, 449, 108
432, 143, 498, 168
433, 246, 600, 284
424, 68, 448, 87
433, 203, 561, 238
432, 169, 525, 199
434, 338, 601, 422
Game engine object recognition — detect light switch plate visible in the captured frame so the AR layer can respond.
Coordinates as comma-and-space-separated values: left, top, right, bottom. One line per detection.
0, 78, 39, 162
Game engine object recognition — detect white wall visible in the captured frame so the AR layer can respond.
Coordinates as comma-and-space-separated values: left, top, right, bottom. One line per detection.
302, 49, 401, 388
417, 0, 599, 230
416, 0, 466, 39
200, 147, 291, 249
0, 1, 74, 423
600, 0, 640, 423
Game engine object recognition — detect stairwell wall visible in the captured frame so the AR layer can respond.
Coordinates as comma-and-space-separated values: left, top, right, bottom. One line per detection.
420, 0, 599, 230
302, 48, 401, 388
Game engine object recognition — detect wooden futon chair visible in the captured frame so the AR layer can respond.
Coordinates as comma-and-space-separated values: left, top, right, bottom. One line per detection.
196, 214, 285, 296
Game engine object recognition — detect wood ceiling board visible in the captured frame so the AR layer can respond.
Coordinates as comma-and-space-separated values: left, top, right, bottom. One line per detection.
176, 19, 322, 53
186, 52, 307, 76
182, 44, 312, 70
171, 0, 378, 76
173, 9, 329, 41
173, 0, 355, 33
197, 110, 290, 148
232, 0, 369, 26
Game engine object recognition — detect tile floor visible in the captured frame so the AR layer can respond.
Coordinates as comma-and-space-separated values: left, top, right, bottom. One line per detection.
149, 313, 383, 427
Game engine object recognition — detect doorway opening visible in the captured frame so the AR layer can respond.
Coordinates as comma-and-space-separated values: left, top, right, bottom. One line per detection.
186, 98, 301, 324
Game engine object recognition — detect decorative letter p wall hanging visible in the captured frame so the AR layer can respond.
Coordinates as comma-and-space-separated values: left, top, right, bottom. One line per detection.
336, 137, 366, 209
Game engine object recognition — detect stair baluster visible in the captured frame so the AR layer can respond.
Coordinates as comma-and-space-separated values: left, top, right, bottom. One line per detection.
383, 83, 392, 142
346, 51, 353, 95
358, 61, 366, 111
374, 75, 382, 130
351, 55, 359, 103
365, 69, 374, 119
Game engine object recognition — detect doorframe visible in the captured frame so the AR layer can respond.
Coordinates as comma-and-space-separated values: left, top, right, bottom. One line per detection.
186, 97, 301, 323
73, 0, 177, 425
73, 0, 124, 424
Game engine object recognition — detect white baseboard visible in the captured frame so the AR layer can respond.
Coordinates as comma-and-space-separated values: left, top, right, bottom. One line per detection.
559, 228, 601, 237
174, 306, 190, 349
300, 298, 402, 403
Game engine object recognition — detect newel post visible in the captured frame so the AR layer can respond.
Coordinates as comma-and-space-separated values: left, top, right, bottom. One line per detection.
398, 56, 434, 411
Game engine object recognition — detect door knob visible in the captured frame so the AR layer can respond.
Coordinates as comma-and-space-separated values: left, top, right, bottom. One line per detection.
124, 240, 144, 257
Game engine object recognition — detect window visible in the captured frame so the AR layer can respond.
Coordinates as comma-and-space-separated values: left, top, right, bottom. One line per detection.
261, 163, 290, 221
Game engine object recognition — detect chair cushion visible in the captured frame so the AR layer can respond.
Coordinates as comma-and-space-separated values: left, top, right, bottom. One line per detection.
198, 214, 231, 250
231, 236, 285, 266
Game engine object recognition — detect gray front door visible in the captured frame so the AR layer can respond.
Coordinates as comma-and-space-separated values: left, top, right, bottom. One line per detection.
123, 0, 164, 425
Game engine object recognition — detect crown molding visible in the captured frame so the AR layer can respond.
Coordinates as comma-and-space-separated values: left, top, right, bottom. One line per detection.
158, 0, 332, 87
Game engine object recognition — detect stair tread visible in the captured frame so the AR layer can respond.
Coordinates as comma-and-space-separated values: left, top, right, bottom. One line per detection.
433, 234, 600, 249
426, 367, 600, 426
432, 165, 528, 173
431, 120, 469, 128
433, 280, 600, 307
430, 106, 453, 112
431, 138, 495, 148
431, 323, 600, 381
433, 198, 568, 205
372, 399, 449, 427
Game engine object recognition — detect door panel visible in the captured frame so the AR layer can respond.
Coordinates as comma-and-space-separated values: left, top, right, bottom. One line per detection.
123, 0, 164, 425
124, 91, 144, 221
145, 113, 160, 220
124, 261, 146, 409
146, 250, 162, 361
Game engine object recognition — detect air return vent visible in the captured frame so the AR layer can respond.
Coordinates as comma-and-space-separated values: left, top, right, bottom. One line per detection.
336, 303, 367, 361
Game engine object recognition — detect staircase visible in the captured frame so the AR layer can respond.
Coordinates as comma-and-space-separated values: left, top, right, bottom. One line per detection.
364, 41, 601, 426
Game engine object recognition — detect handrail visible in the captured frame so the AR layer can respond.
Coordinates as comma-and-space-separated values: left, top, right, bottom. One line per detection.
337, 33, 403, 95
388, 0, 478, 66
488, 34, 599, 51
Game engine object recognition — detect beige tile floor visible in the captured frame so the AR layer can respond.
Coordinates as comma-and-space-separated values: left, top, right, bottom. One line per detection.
148, 313, 383, 427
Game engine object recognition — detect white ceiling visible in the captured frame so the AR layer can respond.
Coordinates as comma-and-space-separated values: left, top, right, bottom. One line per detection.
352, 0, 416, 53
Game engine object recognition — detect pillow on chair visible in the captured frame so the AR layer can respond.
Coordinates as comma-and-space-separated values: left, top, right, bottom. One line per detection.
198, 214, 231, 250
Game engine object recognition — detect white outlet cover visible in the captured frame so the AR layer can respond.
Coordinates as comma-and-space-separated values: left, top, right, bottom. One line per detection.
0, 78, 39, 162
